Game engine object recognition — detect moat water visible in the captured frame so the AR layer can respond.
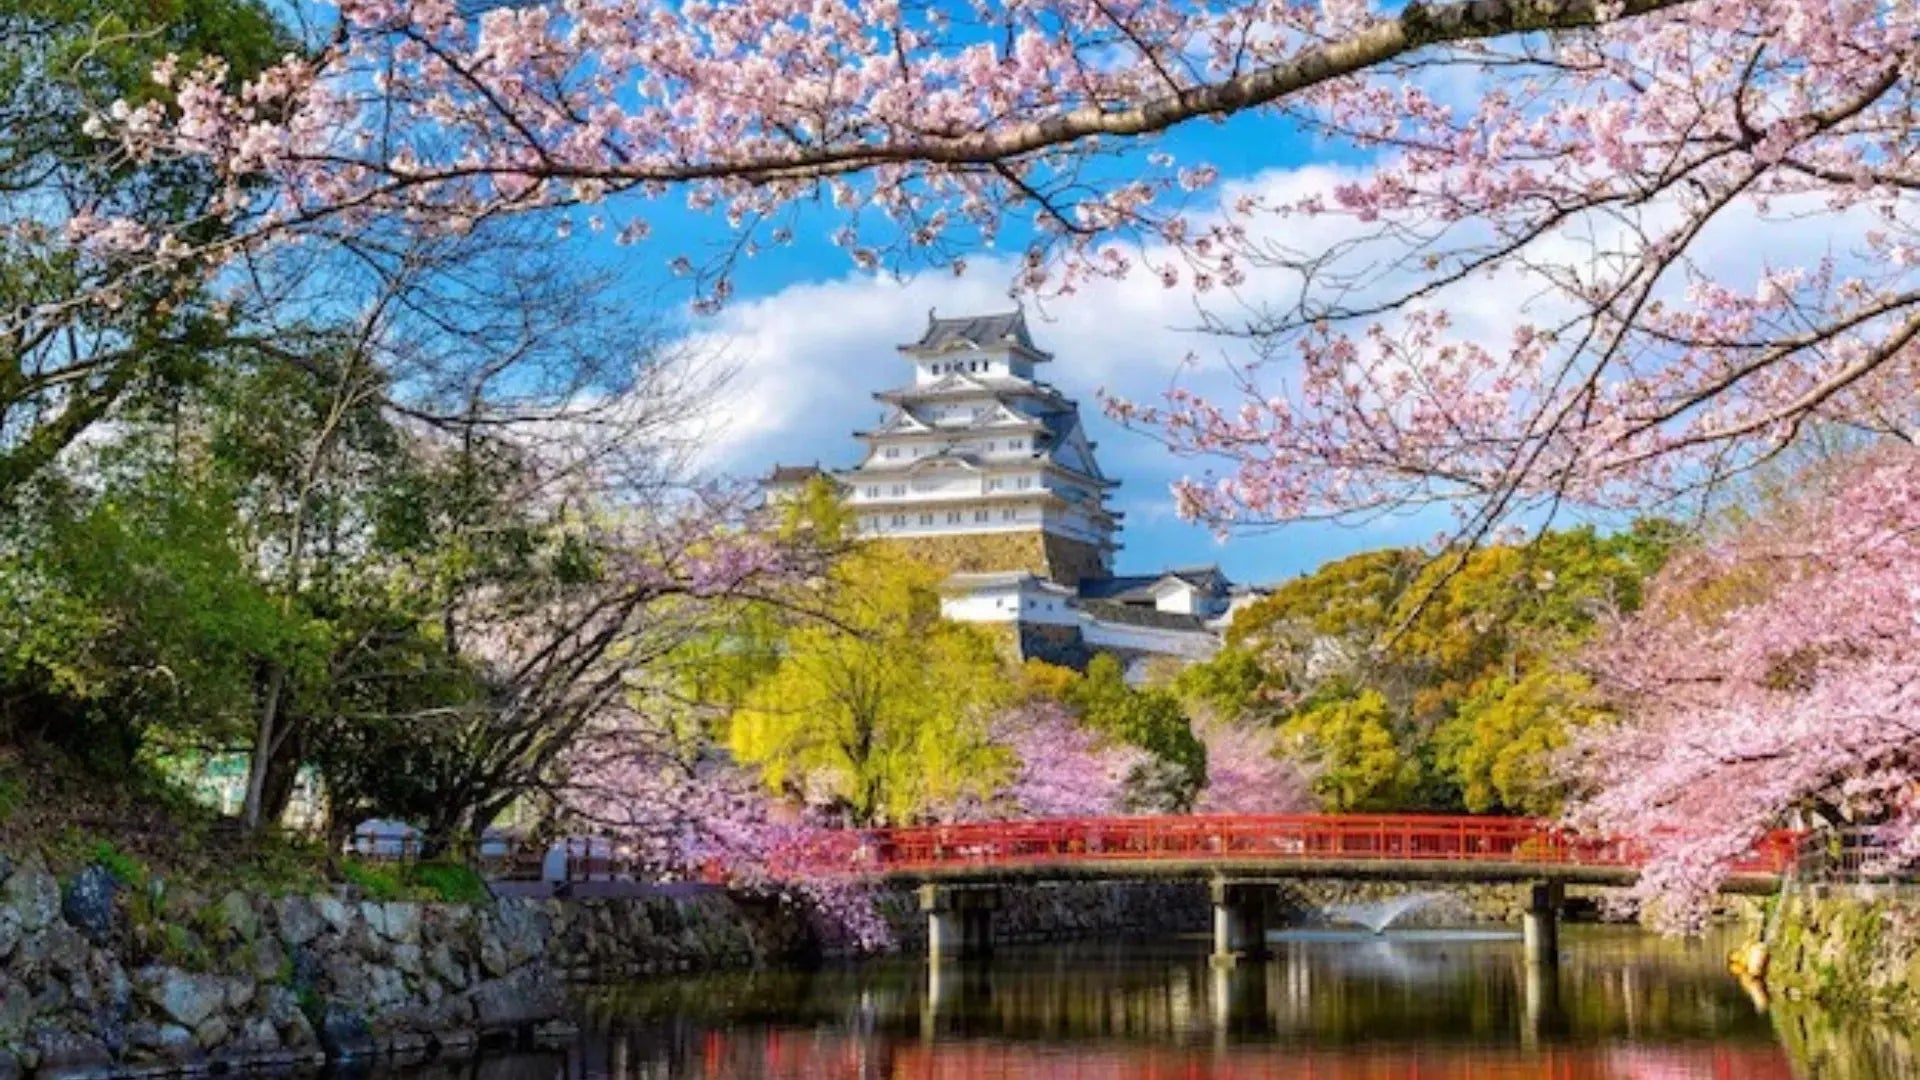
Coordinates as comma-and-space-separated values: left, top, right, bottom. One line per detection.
379, 926, 1918, 1079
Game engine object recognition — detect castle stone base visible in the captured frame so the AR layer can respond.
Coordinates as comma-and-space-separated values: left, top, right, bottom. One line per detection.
876, 531, 1109, 586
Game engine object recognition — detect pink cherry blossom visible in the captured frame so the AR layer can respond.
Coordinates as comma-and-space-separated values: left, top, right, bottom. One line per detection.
1194, 717, 1316, 815
39, 0, 1915, 541
1568, 446, 1920, 930
947, 701, 1149, 820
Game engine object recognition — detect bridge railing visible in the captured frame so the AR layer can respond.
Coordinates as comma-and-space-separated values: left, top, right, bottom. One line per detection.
816, 815, 1803, 879
1793, 828, 1920, 884
345, 815, 1810, 886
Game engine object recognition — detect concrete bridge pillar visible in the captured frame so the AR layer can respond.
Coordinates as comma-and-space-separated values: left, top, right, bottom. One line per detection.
1210, 879, 1276, 966
1521, 955, 1566, 1049
921, 884, 998, 962
1523, 881, 1563, 967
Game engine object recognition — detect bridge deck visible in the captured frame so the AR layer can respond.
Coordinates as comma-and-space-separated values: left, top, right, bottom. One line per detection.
877, 858, 1780, 894
779, 814, 1797, 894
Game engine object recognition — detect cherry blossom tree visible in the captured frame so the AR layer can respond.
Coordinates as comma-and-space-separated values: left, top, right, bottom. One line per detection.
953, 700, 1150, 820
63, 0, 1917, 542
1567, 445, 1920, 929
1193, 717, 1318, 814
564, 708, 892, 950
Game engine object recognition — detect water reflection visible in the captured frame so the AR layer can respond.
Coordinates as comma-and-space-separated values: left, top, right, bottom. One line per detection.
374, 927, 1920, 1080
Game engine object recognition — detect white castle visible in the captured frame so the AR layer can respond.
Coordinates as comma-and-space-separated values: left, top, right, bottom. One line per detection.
767, 310, 1260, 675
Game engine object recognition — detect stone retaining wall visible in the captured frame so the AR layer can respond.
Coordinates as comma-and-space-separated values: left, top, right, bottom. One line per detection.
0, 852, 574, 1079
0, 851, 858, 1080
1767, 885, 1920, 1016
881, 881, 1211, 949
1277, 880, 1532, 926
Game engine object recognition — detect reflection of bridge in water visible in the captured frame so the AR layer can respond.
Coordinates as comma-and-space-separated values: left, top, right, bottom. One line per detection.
575, 929, 1789, 1080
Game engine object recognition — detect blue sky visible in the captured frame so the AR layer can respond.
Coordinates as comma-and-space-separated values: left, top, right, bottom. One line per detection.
569, 110, 1470, 586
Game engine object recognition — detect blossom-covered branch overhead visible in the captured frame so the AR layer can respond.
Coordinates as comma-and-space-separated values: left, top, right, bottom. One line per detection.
58, 0, 1920, 532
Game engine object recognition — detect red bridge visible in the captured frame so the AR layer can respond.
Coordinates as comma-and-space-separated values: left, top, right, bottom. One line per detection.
758, 814, 1798, 965
774, 813, 1797, 892
451, 813, 1801, 963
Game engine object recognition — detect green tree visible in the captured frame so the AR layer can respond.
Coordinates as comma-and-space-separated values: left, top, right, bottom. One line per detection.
1188, 523, 1674, 813
1065, 654, 1207, 812
726, 546, 1012, 825
1170, 645, 1275, 721
1, 0, 294, 501
1434, 668, 1605, 815
1280, 688, 1422, 812
0, 466, 318, 766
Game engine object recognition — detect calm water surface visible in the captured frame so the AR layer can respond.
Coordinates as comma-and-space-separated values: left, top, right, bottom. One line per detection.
392, 926, 1919, 1079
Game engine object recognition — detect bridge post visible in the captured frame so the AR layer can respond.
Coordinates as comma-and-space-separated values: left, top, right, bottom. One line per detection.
921, 884, 998, 962
1210, 879, 1275, 966
1523, 881, 1563, 966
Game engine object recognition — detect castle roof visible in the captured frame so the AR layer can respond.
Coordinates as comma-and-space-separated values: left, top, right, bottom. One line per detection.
1077, 565, 1231, 603
765, 463, 828, 484
900, 309, 1052, 360
940, 571, 1076, 594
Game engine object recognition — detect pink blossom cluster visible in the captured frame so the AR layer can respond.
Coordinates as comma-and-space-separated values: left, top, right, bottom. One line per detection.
1120, 0, 1919, 526
1568, 446, 1920, 929
1193, 716, 1316, 814
947, 701, 1149, 820
565, 712, 892, 950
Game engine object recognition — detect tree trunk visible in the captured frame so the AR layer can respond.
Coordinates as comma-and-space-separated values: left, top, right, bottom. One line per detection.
259, 724, 306, 827
240, 664, 287, 831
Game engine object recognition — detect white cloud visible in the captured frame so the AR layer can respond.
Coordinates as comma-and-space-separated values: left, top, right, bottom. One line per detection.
676, 164, 1373, 476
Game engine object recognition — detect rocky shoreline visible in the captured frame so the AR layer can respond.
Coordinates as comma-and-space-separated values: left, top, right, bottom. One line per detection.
1765, 885, 1920, 1016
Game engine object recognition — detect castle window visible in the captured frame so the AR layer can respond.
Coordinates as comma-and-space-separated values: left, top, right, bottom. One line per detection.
1001, 508, 1018, 521
1017, 477, 1032, 489
1009, 439, 1024, 450
890, 514, 906, 526
946, 511, 962, 524
987, 479, 1002, 491
919, 513, 934, 525
986, 441, 996, 451
865, 486, 878, 498
891, 484, 906, 496
884, 447, 899, 459
974, 509, 990, 522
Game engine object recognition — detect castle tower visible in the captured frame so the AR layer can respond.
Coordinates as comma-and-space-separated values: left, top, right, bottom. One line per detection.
835, 310, 1121, 586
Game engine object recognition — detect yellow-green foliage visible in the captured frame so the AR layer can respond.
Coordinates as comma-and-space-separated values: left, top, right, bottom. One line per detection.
1434, 668, 1605, 815
726, 545, 1013, 824
1228, 549, 1423, 647
1189, 522, 1674, 814
777, 474, 858, 546
1281, 689, 1420, 811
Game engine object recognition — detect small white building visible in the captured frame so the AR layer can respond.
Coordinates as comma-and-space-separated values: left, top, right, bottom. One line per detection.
767, 309, 1264, 673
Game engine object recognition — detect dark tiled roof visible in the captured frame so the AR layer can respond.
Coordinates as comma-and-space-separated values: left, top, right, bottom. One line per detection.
1166, 565, 1230, 591
905, 309, 1049, 357
1078, 600, 1210, 632
1075, 574, 1165, 602
766, 463, 826, 483
1077, 566, 1232, 603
